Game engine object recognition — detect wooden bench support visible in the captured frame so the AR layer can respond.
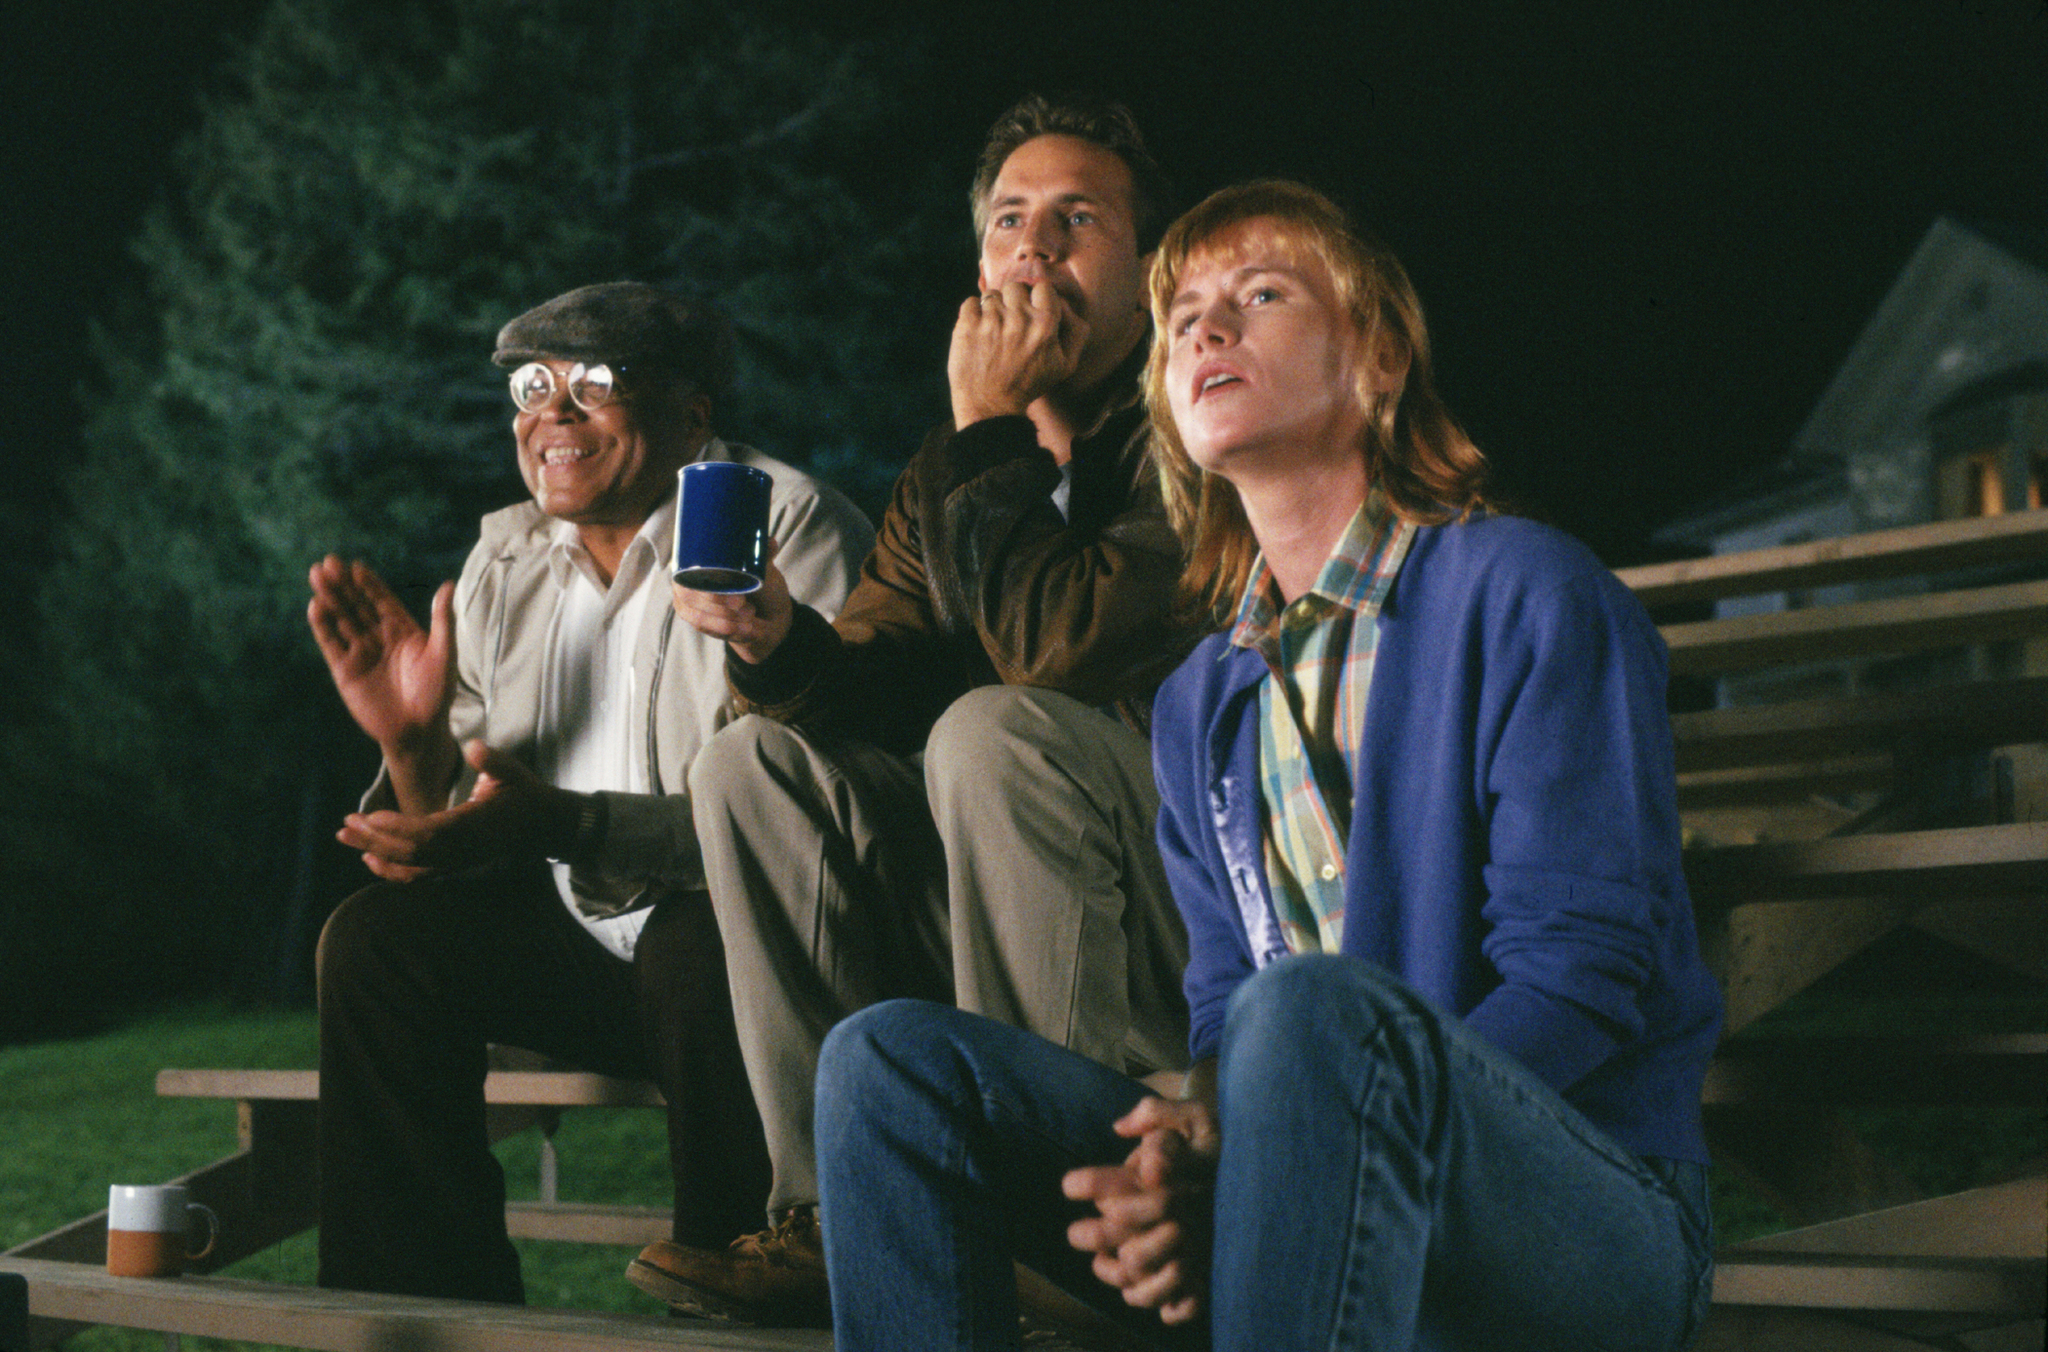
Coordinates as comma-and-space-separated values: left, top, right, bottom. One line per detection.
5, 1066, 675, 1347
1704, 896, 1923, 1035
1, 1272, 26, 1352
1703, 1041, 2043, 1227
1911, 894, 2048, 983
6, 1097, 323, 1346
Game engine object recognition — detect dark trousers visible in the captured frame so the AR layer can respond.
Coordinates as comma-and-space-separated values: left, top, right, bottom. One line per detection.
314, 861, 770, 1302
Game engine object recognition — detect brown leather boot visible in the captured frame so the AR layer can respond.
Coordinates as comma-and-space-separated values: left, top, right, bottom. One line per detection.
625, 1208, 830, 1327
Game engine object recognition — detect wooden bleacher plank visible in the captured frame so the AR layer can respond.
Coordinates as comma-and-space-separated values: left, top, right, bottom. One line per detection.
1669, 676, 2048, 774
1617, 511, 2048, 609
1709, 1252, 2045, 1315
1685, 821, 2048, 903
155, 1068, 319, 1099
504, 1202, 670, 1246
0, 1258, 828, 1352
1677, 756, 1894, 810
484, 1071, 665, 1107
1659, 578, 2048, 675
156, 1067, 665, 1107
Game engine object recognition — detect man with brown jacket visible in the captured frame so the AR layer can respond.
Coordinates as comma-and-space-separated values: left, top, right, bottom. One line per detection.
641, 94, 1200, 1326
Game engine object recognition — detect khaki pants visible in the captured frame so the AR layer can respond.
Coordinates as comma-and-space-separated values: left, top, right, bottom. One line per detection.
690, 686, 1189, 1214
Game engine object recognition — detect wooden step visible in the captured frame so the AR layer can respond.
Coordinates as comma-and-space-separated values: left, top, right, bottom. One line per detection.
1711, 1251, 2044, 1314
1618, 511, 2048, 609
1670, 676, 2048, 774
1659, 578, 2048, 675
1685, 821, 2048, 902
0, 1257, 827, 1352
1714, 1176, 2047, 1314
1678, 756, 1894, 810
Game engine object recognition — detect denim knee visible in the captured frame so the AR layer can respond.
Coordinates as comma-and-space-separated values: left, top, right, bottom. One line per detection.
819, 1000, 946, 1113
1223, 952, 1426, 1037
1220, 954, 1443, 1082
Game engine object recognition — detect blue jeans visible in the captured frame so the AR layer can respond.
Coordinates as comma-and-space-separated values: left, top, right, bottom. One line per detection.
816, 955, 1714, 1351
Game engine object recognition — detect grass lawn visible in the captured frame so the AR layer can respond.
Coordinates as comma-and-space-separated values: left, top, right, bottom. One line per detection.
3, 973, 2041, 1350
1, 1003, 673, 1351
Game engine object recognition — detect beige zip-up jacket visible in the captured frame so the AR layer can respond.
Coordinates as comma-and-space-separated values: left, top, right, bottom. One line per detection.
363, 437, 873, 915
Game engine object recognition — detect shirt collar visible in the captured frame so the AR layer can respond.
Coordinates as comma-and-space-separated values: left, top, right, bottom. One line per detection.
543, 473, 684, 594
1227, 489, 1413, 652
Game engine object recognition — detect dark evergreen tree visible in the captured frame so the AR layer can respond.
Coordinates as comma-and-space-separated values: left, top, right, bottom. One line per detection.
1, 0, 952, 1033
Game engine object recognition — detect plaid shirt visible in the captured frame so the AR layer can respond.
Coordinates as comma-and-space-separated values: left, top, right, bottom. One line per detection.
1228, 491, 1414, 955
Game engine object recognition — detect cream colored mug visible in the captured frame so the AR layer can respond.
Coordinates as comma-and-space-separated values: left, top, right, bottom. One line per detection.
106, 1184, 218, 1278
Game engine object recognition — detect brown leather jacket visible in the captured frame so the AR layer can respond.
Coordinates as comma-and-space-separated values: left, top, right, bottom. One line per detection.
729, 384, 1201, 754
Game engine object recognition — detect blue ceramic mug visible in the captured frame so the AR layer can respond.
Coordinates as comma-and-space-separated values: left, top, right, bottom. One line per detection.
673, 461, 771, 593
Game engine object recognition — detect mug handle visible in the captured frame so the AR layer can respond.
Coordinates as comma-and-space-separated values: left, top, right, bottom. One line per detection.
185, 1202, 219, 1263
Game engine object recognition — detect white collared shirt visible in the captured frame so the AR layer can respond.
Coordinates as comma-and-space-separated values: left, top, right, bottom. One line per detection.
534, 490, 677, 960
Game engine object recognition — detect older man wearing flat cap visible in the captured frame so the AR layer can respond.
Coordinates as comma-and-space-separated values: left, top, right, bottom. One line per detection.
306, 282, 873, 1304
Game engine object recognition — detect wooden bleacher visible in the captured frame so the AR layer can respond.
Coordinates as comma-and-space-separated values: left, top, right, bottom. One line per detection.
7, 512, 2044, 1352
1619, 511, 2048, 1352
0, 1060, 734, 1351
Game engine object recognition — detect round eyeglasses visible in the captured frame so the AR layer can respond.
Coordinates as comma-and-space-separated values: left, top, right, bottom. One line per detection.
508, 361, 623, 413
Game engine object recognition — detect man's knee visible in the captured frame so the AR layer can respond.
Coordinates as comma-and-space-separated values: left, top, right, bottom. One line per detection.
925, 686, 1090, 797
816, 1000, 949, 1127
688, 714, 815, 812
314, 883, 414, 1001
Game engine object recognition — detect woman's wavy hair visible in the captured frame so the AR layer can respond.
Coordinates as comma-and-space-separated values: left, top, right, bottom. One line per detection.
1143, 180, 1501, 620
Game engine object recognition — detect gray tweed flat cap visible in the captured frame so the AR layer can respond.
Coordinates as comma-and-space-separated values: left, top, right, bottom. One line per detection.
492, 282, 734, 405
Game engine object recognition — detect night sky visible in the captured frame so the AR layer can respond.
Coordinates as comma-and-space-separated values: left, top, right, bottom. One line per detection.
11, 0, 2048, 566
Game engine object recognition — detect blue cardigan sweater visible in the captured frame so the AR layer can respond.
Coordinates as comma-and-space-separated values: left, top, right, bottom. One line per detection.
1153, 514, 1720, 1163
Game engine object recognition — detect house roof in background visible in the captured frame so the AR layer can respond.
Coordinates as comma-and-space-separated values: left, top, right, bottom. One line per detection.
1793, 218, 2048, 465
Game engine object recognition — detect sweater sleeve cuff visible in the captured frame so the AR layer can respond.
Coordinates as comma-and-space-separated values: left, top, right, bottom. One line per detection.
1463, 982, 1625, 1093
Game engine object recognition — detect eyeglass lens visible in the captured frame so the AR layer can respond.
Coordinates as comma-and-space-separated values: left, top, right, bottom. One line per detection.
509, 362, 617, 412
